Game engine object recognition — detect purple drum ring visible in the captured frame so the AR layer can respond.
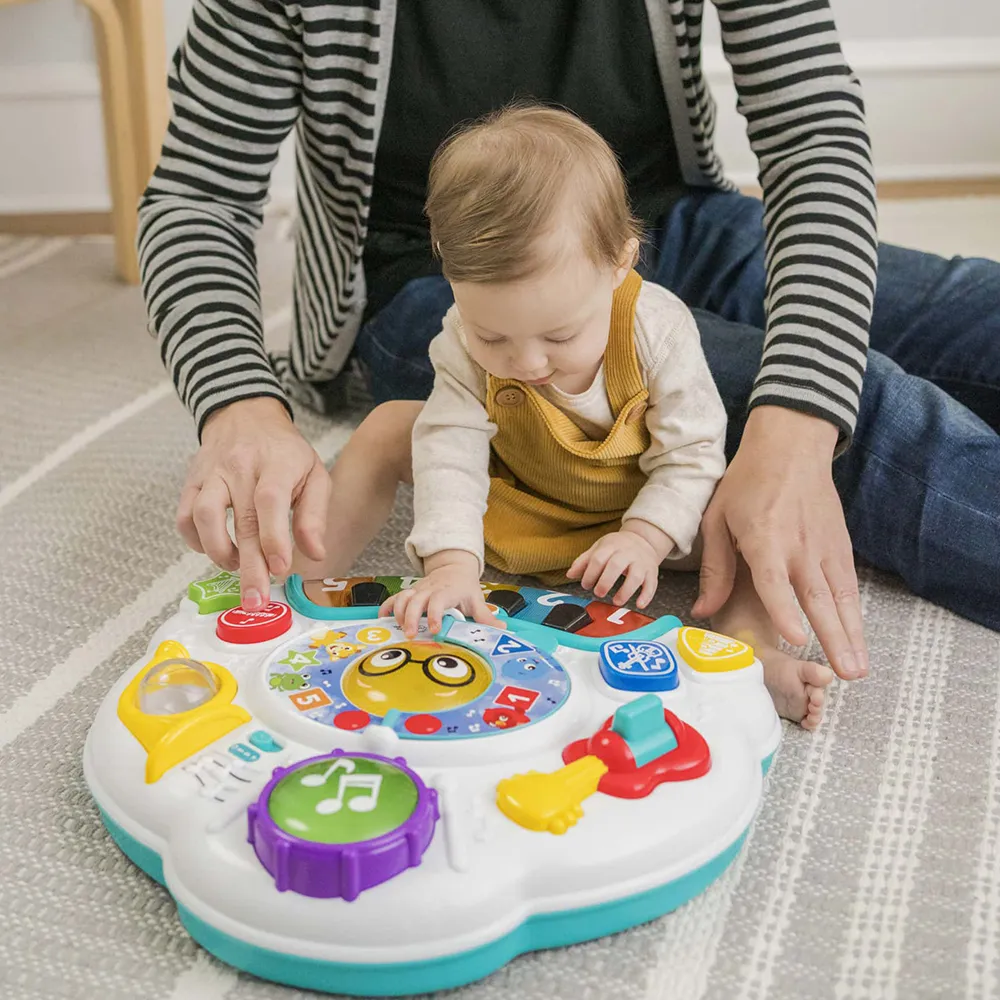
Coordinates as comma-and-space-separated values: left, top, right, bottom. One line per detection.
247, 750, 439, 901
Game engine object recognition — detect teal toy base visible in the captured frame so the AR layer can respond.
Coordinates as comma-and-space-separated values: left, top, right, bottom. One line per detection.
100, 808, 164, 885
98, 806, 749, 997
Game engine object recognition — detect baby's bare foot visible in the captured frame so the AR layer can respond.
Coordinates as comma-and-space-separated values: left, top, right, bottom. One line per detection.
708, 555, 836, 729
759, 646, 834, 731
712, 617, 836, 728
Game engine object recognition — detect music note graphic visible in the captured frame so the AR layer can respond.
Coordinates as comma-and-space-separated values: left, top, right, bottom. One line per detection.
300, 757, 355, 787
316, 774, 383, 815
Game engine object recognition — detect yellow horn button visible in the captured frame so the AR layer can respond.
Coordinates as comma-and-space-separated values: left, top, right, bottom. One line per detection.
676, 627, 754, 673
117, 640, 250, 782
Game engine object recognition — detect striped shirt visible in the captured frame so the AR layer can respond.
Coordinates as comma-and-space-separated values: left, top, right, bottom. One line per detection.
138, 0, 878, 444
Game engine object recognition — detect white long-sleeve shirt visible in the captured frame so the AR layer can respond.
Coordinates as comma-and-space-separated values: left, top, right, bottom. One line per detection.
405, 282, 728, 574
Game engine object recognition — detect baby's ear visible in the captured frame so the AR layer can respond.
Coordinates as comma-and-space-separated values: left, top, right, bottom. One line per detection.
613, 237, 640, 286
625, 237, 640, 268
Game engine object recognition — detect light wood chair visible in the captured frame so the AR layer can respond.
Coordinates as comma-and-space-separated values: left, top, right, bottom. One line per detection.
1, 0, 169, 282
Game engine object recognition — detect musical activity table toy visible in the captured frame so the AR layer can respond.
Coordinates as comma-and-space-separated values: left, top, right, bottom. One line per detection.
85, 571, 781, 996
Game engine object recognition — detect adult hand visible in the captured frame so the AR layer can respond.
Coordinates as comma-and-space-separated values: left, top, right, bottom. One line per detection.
176, 397, 330, 609
692, 406, 868, 680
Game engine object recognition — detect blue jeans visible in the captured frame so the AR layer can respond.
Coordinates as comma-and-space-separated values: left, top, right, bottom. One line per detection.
354, 190, 1000, 632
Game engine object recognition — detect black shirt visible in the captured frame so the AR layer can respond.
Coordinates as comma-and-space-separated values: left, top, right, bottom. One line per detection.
363, 0, 683, 320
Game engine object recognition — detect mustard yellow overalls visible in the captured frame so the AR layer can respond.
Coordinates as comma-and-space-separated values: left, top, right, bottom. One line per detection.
482, 270, 651, 584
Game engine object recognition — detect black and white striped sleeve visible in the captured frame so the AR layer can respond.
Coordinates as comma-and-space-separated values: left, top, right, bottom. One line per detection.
138, 0, 302, 437
714, 0, 878, 446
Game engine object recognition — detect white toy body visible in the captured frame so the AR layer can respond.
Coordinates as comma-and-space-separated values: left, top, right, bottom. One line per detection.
85, 575, 780, 996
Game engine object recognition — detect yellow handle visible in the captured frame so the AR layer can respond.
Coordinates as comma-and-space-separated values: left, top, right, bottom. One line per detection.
496, 756, 608, 835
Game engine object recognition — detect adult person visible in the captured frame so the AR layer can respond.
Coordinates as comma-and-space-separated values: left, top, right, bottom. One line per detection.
138, 0, 1000, 692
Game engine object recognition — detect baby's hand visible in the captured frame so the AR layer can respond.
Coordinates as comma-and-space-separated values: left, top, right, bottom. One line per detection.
567, 524, 672, 609
380, 551, 504, 637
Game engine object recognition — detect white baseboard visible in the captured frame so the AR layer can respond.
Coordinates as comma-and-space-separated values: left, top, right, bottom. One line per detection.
0, 37, 997, 214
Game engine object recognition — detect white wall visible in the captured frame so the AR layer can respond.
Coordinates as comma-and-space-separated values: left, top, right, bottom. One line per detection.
700, 3, 1000, 186
824, 0, 1000, 39
701, 0, 1000, 45
0, 0, 193, 62
1, 0, 998, 212
0, 0, 219, 212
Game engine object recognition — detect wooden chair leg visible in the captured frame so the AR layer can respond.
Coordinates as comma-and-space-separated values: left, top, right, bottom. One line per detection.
115, 0, 170, 189
79, 0, 141, 283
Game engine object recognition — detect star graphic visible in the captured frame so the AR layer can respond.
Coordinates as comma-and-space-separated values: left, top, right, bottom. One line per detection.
310, 629, 346, 648
278, 648, 320, 670
187, 571, 242, 614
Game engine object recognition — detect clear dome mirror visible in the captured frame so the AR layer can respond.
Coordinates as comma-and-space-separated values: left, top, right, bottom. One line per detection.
137, 657, 219, 715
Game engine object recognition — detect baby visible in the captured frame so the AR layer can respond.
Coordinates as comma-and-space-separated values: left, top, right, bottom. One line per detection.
293, 105, 833, 729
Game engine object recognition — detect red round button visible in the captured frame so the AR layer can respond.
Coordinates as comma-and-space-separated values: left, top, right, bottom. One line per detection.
404, 714, 442, 735
334, 710, 370, 731
216, 602, 293, 644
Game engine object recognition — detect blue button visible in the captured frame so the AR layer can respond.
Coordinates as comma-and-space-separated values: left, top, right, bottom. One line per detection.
228, 742, 261, 762
248, 730, 283, 753
599, 640, 679, 692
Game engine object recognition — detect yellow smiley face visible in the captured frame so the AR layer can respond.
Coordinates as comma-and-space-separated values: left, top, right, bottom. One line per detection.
341, 641, 493, 715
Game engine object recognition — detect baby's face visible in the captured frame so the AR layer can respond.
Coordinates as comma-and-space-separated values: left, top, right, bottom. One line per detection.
453, 229, 634, 395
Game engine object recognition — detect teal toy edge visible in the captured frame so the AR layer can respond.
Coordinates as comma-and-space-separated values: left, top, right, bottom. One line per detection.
285, 574, 380, 621
96, 744, 777, 998
506, 614, 683, 652
286, 573, 685, 651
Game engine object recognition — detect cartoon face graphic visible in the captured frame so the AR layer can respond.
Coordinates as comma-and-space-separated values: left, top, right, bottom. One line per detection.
341, 642, 493, 715
503, 656, 542, 683
326, 641, 363, 660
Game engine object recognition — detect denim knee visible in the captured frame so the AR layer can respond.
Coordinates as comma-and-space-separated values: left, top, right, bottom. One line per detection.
355, 275, 454, 403
834, 350, 1000, 629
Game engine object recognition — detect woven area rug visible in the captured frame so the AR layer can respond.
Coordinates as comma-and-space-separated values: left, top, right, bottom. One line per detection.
2, 231, 999, 1000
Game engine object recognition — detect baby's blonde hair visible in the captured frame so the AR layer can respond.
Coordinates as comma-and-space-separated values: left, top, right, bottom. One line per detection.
425, 103, 642, 283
